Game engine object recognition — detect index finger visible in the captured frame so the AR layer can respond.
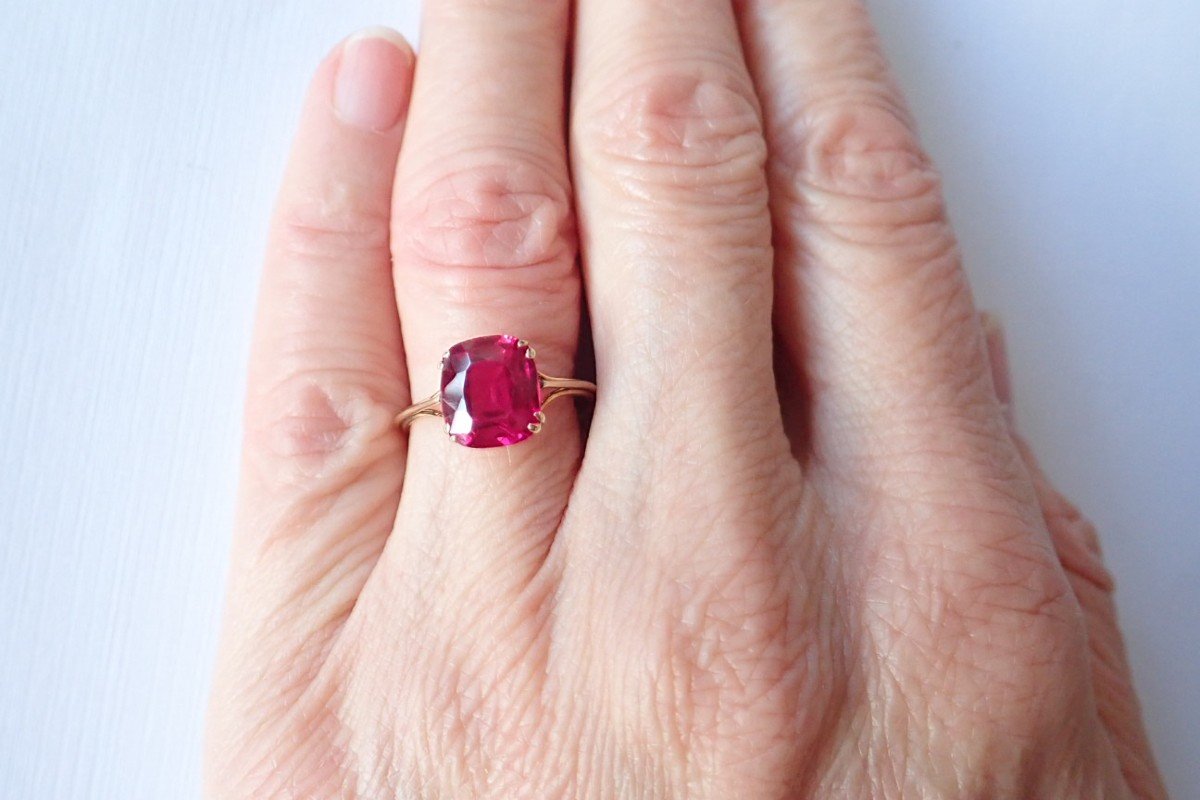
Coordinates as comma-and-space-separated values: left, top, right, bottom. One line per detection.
211, 30, 415, 765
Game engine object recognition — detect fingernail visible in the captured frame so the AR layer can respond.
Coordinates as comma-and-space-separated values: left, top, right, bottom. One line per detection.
333, 27, 413, 132
980, 312, 1015, 426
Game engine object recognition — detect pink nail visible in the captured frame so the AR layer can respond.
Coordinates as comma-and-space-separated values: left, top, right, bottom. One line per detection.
333, 27, 412, 132
981, 312, 1015, 425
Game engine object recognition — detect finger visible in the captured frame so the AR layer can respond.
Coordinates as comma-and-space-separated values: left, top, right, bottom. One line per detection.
569, 0, 795, 562
738, 0, 1065, 613
213, 27, 414, 736
570, 0, 788, 483
738, 4, 1105, 751
561, 3, 810, 795
984, 316, 1168, 798
981, 315, 1110, 590
383, 1, 578, 582
738, 0, 994, 462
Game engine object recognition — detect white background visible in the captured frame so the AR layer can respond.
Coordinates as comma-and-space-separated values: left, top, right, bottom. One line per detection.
1, 1, 1197, 797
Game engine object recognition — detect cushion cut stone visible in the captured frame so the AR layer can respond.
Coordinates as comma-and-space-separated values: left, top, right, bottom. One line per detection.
440, 335, 542, 448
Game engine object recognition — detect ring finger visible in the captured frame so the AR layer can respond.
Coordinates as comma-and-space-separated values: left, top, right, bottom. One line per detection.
382, 0, 579, 586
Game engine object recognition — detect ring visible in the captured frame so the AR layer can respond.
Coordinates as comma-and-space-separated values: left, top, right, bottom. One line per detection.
395, 334, 597, 448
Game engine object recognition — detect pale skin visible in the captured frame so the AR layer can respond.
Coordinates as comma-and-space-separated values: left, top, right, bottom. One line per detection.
205, 1, 1168, 798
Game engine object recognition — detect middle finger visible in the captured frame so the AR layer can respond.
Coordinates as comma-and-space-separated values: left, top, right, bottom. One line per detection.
571, 0, 785, 482
562, 6, 816, 794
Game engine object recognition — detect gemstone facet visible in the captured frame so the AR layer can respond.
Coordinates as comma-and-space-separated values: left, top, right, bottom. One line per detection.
439, 335, 543, 448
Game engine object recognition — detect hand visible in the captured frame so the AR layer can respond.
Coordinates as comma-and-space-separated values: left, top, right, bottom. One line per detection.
206, 3, 1166, 798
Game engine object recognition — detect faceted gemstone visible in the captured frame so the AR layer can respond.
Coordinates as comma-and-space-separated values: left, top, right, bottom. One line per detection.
439, 335, 543, 448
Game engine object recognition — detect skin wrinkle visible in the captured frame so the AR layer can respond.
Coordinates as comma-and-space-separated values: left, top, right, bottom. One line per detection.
273, 167, 395, 255
865, 513, 1072, 640
395, 161, 576, 273
273, 505, 390, 608
261, 323, 401, 373
812, 269, 957, 380
376, 506, 559, 796
578, 73, 768, 209
588, 246, 771, 399
216, 658, 356, 799
240, 441, 396, 556
802, 223, 961, 301
792, 283, 984, 473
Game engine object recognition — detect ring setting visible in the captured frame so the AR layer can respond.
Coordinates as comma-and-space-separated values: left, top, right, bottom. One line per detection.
394, 334, 596, 448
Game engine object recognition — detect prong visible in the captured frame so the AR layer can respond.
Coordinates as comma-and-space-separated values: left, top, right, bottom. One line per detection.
527, 422, 543, 434
533, 410, 546, 424
517, 338, 529, 348
443, 422, 451, 434
525, 346, 537, 360
441, 350, 450, 361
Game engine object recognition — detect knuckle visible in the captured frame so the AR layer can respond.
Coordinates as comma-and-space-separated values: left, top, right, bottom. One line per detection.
784, 97, 948, 245
274, 191, 391, 262
578, 64, 767, 204
244, 371, 399, 482
868, 509, 1089, 691
636, 505, 819, 757
1043, 490, 1104, 556
348, 600, 557, 799
798, 99, 936, 202
395, 157, 575, 275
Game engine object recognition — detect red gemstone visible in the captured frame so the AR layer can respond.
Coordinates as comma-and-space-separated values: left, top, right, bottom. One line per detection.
440, 335, 543, 448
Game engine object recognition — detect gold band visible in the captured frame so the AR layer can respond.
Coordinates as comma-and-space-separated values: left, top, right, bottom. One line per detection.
394, 373, 597, 429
